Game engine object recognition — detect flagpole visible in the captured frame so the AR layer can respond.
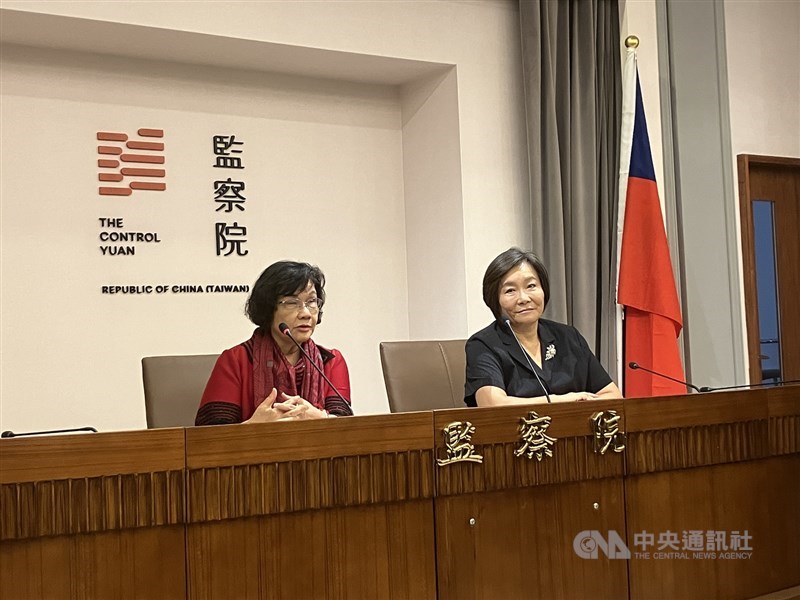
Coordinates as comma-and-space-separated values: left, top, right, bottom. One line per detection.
616, 35, 639, 393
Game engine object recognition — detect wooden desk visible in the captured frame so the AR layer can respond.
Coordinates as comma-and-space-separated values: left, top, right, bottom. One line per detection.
624, 387, 800, 599
1, 388, 798, 599
184, 412, 436, 599
0, 428, 186, 599
433, 399, 628, 599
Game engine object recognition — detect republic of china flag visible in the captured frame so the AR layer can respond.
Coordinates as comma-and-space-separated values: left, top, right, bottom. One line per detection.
617, 51, 687, 397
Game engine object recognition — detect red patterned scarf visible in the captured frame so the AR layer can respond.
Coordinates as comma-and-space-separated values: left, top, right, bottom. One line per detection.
250, 328, 326, 410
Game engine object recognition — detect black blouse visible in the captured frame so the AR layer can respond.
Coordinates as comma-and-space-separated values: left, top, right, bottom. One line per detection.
464, 318, 613, 407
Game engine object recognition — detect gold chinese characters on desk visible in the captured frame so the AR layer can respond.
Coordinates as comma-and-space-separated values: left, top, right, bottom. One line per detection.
591, 409, 626, 455
436, 408, 626, 467
514, 411, 557, 461
437, 421, 483, 466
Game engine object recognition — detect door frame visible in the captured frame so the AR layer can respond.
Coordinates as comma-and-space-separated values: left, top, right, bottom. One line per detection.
737, 154, 800, 383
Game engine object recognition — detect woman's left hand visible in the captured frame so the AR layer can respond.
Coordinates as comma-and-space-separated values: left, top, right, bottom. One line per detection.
279, 393, 327, 419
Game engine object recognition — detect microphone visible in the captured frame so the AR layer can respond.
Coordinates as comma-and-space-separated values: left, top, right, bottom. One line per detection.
504, 318, 551, 403
697, 379, 800, 393
278, 323, 350, 409
1, 426, 98, 438
629, 361, 800, 394
628, 361, 703, 393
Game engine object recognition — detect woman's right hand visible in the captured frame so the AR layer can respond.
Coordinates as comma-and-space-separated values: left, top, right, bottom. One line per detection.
244, 388, 296, 423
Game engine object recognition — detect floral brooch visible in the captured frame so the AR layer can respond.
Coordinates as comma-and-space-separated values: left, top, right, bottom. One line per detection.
544, 343, 556, 361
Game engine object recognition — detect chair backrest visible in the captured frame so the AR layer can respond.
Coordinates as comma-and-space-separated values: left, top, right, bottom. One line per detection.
141, 354, 219, 428
379, 340, 467, 413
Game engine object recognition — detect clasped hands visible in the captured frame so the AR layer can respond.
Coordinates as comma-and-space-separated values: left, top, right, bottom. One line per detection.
245, 388, 327, 423
551, 391, 599, 402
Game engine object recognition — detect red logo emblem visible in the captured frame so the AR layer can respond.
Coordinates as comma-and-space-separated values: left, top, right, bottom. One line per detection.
97, 129, 165, 196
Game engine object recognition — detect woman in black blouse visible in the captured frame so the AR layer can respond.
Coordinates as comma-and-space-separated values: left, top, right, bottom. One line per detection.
465, 247, 622, 407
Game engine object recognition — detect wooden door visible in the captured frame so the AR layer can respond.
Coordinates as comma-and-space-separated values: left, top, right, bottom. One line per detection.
432, 401, 629, 600
738, 155, 800, 383
435, 481, 628, 600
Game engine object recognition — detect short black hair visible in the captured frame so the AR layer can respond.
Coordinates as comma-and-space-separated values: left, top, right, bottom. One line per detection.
482, 247, 550, 319
246, 261, 326, 327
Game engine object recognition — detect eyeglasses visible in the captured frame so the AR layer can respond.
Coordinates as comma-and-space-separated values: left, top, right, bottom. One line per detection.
277, 297, 321, 313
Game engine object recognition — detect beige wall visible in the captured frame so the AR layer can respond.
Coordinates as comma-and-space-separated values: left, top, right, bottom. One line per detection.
1, 44, 409, 429
619, 0, 666, 206
0, 0, 530, 328
0, 0, 528, 431
725, 0, 799, 373
616, 0, 797, 388
726, 0, 800, 159
3, 1, 795, 432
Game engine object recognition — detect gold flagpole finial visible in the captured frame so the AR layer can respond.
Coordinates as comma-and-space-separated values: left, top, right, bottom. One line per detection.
625, 35, 640, 49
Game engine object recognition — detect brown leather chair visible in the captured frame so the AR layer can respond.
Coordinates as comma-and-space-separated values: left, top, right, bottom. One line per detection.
379, 340, 467, 412
141, 354, 219, 428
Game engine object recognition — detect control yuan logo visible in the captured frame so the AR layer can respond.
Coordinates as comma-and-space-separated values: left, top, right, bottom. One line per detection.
97, 129, 166, 196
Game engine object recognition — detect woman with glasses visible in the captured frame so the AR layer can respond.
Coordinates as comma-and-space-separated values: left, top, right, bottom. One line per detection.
195, 260, 352, 425
465, 247, 621, 407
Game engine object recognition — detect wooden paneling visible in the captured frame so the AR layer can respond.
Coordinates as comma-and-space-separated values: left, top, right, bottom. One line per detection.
0, 429, 188, 598
769, 386, 800, 456
625, 420, 768, 475
624, 392, 771, 474
769, 415, 800, 456
187, 500, 436, 600
186, 450, 434, 522
761, 455, 800, 594
186, 413, 434, 468
436, 479, 628, 600
184, 413, 438, 598
1, 470, 184, 540
0, 429, 186, 540
434, 399, 625, 442
0, 535, 72, 599
435, 438, 623, 496
0, 428, 185, 483
623, 391, 767, 432
626, 456, 800, 600
0, 526, 186, 600
768, 386, 800, 418
185, 413, 435, 522
434, 400, 625, 496
1, 388, 797, 599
